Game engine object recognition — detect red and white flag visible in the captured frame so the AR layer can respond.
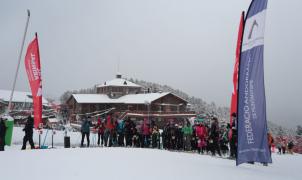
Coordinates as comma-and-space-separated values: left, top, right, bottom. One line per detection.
25, 34, 42, 129
230, 12, 244, 129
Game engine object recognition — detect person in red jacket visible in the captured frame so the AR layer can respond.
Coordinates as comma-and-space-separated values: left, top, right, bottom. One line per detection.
196, 123, 206, 154
96, 117, 105, 146
141, 118, 151, 148
104, 114, 113, 146
104, 113, 117, 147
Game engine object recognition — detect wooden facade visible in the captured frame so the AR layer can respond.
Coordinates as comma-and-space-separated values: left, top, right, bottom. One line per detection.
67, 93, 195, 124
66, 75, 196, 124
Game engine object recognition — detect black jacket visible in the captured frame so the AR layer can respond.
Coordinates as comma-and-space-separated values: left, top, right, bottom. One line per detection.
0, 121, 7, 138
23, 119, 34, 135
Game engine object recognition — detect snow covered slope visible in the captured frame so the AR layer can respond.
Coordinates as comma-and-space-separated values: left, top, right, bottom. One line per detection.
1, 127, 301, 180
1, 147, 301, 180
11, 127, 82, 147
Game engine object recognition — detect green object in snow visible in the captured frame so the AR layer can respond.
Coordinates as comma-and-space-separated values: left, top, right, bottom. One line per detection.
5, 117, 14, 146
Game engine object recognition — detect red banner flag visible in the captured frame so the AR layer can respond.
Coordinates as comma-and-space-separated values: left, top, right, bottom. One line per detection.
25, 34, 42, 129
230, 12, 244, 128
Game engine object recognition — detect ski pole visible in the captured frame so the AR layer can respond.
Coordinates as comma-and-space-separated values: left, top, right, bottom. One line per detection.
52, 130, 54, 148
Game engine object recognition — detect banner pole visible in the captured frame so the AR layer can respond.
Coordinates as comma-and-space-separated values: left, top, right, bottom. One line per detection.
236, 10, 246, 166
7, 9, 31, 113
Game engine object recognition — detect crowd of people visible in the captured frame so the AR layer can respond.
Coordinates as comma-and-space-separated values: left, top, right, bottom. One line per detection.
0, 113, 296, 158
275, 138, 295, 155
79, 113, 239, 159
78, 112, 296, 159
80, 114, 161, 149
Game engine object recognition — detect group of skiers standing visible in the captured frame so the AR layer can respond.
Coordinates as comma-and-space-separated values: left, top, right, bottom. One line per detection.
80, 113, 160, 148
161, 114, 237, 158
275, 138, 295, 155
80, 113, 239, 159
0, 112, 290, 158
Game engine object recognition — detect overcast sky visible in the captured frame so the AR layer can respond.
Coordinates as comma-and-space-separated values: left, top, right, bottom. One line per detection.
0, 0, 301, 128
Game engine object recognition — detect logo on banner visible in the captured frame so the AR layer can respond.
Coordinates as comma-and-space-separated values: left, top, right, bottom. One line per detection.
248, 20, 259, 40
30, 53, 41, 81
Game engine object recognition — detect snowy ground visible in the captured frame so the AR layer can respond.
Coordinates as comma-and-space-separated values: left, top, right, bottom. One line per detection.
1, 127, 302, 180
11, 127, 83, 147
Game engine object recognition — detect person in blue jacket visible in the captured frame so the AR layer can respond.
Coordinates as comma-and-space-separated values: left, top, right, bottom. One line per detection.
81, 116, 92, 147
117, 119, 125, 146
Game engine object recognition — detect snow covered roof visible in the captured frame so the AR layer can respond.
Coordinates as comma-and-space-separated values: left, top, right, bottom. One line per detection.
0, 89, 48, 104
97, 78, 141, 88
71, 92, 186, 104
72, 94, 120, 104
48, 118, 59, 123
0, 99, 7, 104
118, 92, 170, 104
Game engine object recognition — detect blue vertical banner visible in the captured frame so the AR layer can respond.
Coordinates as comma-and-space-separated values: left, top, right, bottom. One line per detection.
237, 0, 272, 165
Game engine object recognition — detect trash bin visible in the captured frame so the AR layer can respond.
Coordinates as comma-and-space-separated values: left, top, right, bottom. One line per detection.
4, 116, 14, 146
64, 136, 70, 148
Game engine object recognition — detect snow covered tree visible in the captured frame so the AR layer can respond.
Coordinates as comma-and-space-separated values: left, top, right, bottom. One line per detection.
296, 125, 302, 136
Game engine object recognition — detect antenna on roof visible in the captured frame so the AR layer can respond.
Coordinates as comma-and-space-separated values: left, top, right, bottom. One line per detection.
115, 55, 122, 79
118, 56, 120, 73
117, 55, 121, 74
116, 55, 122, 79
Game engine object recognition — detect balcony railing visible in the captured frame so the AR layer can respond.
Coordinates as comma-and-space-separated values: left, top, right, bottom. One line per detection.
127, 110, 196, 115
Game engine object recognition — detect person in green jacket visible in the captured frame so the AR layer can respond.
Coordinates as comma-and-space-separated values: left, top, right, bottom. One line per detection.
182, 120, 193, 151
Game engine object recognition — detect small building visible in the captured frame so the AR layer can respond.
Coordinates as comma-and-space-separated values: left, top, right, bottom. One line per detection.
0, 99, 7, 114
0, 89, 52, 125
46, 117, 60, 129
66, 74, 196, 126
0, 89, 49, 111
96, 74, 142, 98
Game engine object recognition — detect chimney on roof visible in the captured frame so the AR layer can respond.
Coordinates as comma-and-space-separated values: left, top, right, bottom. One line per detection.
116, 73, 122, 79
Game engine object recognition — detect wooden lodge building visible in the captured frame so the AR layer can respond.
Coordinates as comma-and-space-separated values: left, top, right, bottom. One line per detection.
0, 89, 49, 113
0, 89, 59, 127
66, 74, 196, 125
